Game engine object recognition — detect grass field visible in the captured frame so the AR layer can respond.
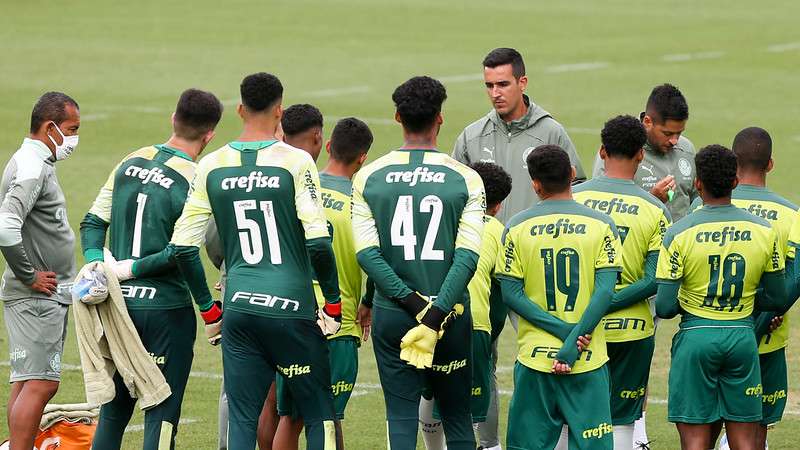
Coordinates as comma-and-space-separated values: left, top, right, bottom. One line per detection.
1, 0, 800, 448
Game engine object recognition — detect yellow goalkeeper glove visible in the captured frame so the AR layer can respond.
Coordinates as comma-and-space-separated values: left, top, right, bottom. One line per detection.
399, 324, 439, 369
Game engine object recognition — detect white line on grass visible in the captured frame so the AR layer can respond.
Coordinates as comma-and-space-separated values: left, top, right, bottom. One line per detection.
567, 127, 598, 135
125, 418, 198, 432
306, 86, 373, 97
544, 62, 610, 74
81, 113, 111, 122
767, 42, 800, 53
437, 74, 484, 83
662, 51, 725, 62
792, 135, 800, 143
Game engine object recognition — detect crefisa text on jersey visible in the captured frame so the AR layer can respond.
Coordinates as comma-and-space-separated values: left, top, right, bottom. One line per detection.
385, 166, 446, 187
124, 165, 175, 188
221, 171, 281, 192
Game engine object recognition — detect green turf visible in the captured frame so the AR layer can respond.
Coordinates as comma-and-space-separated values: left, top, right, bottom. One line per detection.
1, 0, 799, 448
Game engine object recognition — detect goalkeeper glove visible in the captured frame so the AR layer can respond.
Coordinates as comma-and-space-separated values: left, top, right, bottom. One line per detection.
200, 301, 223, 346
103, 248, 135, 281
399, 305, 450, 369
317, 301, 342, 336
395, 291, 432, 322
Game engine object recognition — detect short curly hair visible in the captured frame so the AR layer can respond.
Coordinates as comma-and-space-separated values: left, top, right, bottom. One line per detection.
526, 145, 572, 194
601, 115, 647, 159
645, 83, 688, 124
696, 144, 738, 199
392, 76, 447, 133
281, 104, 323, 137
469, 162, 512, 208
240, 72, 283, 112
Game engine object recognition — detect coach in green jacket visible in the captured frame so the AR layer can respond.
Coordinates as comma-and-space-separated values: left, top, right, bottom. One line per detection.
452, 47, 586, 224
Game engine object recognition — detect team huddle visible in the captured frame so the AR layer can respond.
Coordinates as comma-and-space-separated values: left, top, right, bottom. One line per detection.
1, 47, 798, 450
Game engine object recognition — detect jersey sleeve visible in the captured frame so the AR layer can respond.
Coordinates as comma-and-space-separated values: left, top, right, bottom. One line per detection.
647, 210, 671, 254
764, 228, 785, 274
81, 160, 124, 262
171, 158, 212, 248
496, 228, 524, 280
351, 171, 379, 252
294, 157, 329, 241
0, 162, 47, 284
656, 232, 683, 281
87, 160, 122, 222
788, 211, 800, 251
595, 222, 622, 272
455, 174, 486, 254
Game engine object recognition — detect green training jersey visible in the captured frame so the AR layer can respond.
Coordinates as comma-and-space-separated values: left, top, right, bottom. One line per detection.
87, 145, 195, 310
352, 149, 485, 311
312, 173, 362, 340
656, 204, 783, 321
690, 185, 798, 352
171, 141, 330, 320
469, 215, 504, 333
496, 199, 622, 374
574, 176, 672, 342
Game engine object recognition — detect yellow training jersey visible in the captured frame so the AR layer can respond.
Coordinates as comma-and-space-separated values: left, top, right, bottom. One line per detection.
496, 199, 622, 374
574, 176, 671, 342
656, 204, 783, 321
469, 215, 505, 333
313, 172, 363, 340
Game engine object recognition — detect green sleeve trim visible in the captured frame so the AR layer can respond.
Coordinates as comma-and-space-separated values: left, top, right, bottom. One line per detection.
432, 248, 479, 312
361, 277, 375, 307
79, 213, 109, 263
752, 312, 777, 342
555, 270, 616, 365
607, 252, 658, 313
497, 277, 573, 341
173, 245, 213, 311
83, 248, 104, 263
356, 246, 412, 300
786, 257, 799, 304
755, 271, 788, 313
131, 245, 176, 278
307, 237, 340, 304
655, 281, 681, 319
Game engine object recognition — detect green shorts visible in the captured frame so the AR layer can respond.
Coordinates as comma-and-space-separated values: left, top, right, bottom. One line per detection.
471, 330, 492, 423
507, 362, 612, 450
278, 335, 360, 420
759, 348, 787, 425
668, 321, 762, 424
607, 336, 654, 425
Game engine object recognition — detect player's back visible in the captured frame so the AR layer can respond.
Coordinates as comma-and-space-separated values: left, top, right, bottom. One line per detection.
200, 141, 324, 319
95, 145, 195, 308
315, 172, 362, 338
658, 204, 782, 321
353, 148, 483, 307
501, 199, 620, 374
573, 176, 671, 341
469, 215, 505, 334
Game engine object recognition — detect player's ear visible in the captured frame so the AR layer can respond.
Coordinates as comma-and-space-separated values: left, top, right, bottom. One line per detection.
394, 111, 402, 124
325, 140, 331, 156
204, 130, 216, 147
570, 165, 576, 182
694, 177, 703, 194
635, 147, 645, 163
436, 112, 443, 125
642, 114, 653, 130
171, 112, 176, 128
517, 75, 528, 92
358, 152, 368, 166
732, 175, 739, 190
767, 158, 774, 173
237, 104, 245, 120
598, 146, 608, 160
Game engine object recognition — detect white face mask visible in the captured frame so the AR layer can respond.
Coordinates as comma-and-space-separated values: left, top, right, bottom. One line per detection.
47, 122, 79, 160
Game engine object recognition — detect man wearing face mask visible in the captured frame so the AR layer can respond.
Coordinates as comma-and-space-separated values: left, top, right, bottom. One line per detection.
593, 83, 696, 221
0, 91, 80, 450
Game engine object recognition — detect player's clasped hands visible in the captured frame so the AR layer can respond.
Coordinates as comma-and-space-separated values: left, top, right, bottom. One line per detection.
551, 334, 592, 375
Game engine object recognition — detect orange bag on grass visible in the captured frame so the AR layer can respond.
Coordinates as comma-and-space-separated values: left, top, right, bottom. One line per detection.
34, 420, 96, 449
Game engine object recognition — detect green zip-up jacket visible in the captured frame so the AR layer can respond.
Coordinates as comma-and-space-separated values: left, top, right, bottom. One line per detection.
452, 95, 586, 223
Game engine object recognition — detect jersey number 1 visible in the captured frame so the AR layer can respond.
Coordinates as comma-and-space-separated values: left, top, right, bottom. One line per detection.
233, 200, 282, 265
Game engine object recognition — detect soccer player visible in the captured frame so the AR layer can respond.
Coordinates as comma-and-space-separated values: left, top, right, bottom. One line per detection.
419, 161, 512, 450
496, 144, 621, 450
169, 72, 341, 450
274, 117, 374, 450
453, 47, 585, 224
690, 128, 800, 449
80, 88, 223, 449
655, 145, 790, 450
593, 84, 697, 221
281, 103, 324, 162
352, 76, 485, 450
573, 115, 672, 449
0, 92, 80, 450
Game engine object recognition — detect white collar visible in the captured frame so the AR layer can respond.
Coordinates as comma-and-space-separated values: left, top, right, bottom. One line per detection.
22, 138, 54, 162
